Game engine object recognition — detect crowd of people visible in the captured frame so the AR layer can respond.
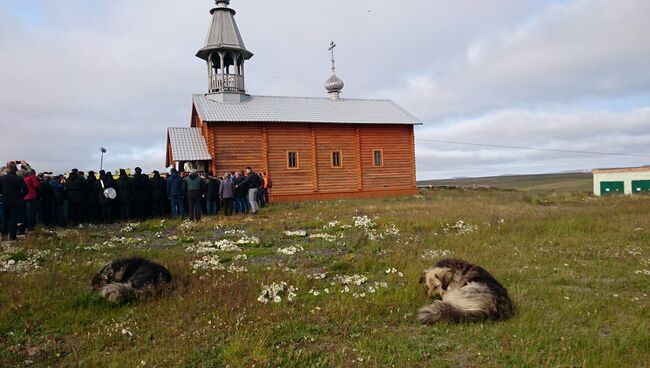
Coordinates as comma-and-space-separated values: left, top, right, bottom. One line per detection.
0, 161, 272, 242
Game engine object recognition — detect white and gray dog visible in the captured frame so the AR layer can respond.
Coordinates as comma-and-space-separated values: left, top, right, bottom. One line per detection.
418, 258, 514, 324
92, 257, 172, 304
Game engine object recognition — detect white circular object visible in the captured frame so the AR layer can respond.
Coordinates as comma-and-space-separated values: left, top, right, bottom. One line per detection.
103, 187, 117, 200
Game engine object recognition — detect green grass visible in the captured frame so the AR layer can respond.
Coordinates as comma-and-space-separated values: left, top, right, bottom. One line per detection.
419, 172, 593, 192
1, 189, 649, 367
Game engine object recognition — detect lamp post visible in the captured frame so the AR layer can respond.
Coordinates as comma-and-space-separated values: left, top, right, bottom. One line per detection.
100, 147, 107, 171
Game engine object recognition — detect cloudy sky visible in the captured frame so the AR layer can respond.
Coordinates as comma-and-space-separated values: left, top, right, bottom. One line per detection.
1, 0, 649, 179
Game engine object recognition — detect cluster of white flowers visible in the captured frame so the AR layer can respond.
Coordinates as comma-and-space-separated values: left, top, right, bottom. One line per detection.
103, 318, 138, 339
308, 289, 322, 297
324, 220, 340, 229
307, 272, 327, 280
383, 224, 401, 237
224, 229, 246, 236
257, 282, 297, 304
227, 264, 248, 273
421, 249, 453, 260
191, 255, 225, 272
335, 274, 368, 286
0, 248, 51, 274
111, 236, 147, 246
236, 236, 260, 246
178, 221, 196, 232
284, 230, 307, 237
634, 269, 650, 276
277, 245, 304, 255
340, 225, 352, 230
385, 268, 404, 277
626, 247, 643, 256
233, 254, 248, 261
120, 223, 140, 233
187, 239, 242, 254
353, 215, 377, 230
443, 220, 479, 235
308, 233, 338, 242
154, 232, 163, 239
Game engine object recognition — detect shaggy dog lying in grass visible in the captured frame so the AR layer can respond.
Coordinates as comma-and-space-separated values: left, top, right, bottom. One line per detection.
92, 257, 172, 304
418, 258, 514, 324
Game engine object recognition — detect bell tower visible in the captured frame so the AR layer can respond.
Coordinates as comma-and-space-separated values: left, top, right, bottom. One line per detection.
197, 0, 253, 102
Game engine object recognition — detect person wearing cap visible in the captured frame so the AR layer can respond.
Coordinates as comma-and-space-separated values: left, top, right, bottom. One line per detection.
183, 169, 205, 222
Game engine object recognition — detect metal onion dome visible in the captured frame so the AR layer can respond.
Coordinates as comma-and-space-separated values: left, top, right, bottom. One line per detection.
325, 41, 344, 99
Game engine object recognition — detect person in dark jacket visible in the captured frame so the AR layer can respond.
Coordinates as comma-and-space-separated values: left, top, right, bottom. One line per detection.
65, 170, 85, 226
0, 163, 29, 241
233, 172, 247, 214
219, 173, 234, 216
38, 173, 54, 226
236, 167, 260, 214
131, 167, 150, 221
49, 175, 67, 227
85, 171, 99, 223
97, 171, 116, 224
183, 169, 205, 222
150, 171, 167, 218
167, 169, 184, 218
205, 171, 221, 216
116, 169, 131, 221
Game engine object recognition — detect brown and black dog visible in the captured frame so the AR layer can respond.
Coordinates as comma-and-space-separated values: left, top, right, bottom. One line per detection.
418, 258, 514, 324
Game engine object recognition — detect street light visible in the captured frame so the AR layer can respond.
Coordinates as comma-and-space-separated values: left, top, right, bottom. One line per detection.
100, 147, 107, 171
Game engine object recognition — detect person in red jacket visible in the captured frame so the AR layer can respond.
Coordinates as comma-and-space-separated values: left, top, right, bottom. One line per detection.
23, 169, 41, 230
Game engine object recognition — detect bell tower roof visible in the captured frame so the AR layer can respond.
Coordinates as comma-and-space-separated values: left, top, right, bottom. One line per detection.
196, 0, 253, 61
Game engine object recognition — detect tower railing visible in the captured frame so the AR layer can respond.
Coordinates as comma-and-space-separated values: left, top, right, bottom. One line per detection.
209, 74, 245, 93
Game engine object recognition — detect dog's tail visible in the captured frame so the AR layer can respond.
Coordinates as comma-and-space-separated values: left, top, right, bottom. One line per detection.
418, 283, 504, 324
417, 300, 491, 324
98, 283, 139, 304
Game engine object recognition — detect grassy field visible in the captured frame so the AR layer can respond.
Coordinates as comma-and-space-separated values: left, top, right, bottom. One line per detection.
419, 172, 593, 192
1, 189, 649, 367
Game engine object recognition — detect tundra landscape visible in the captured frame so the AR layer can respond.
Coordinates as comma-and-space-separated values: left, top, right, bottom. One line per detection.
1, 188, 649, 367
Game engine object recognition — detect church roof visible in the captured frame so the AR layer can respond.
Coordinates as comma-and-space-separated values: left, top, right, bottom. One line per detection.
192, 94, 421, 125
167, 128, 212, 161
196, 2, 253, 61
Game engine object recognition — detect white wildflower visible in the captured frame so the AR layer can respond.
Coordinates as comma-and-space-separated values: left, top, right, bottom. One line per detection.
309, 233, 338, 242
336, 274, 368, 286
236, 236, 260, 246
191, 255, 225, 272
277, 245, 304, 255
421, 249, 453, 260
258, 282, 297, 304
120, 223, 139, 233
443, 220, 478, 235
233, 254, 248, 261
284, 230, 307, 237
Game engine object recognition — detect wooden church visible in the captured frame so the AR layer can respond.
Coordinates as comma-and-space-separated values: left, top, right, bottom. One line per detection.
166, 0, 420, 202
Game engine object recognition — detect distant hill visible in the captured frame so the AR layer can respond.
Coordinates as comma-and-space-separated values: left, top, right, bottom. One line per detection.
418, 172, 593, 192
